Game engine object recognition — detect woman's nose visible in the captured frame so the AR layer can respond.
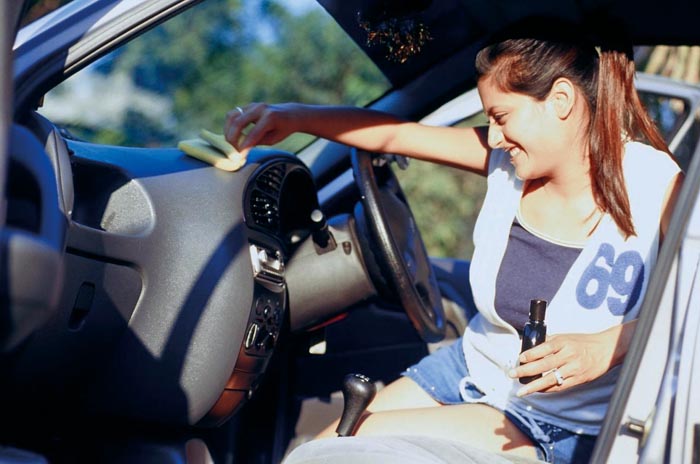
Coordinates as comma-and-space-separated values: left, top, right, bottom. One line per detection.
487, 125, 503, 148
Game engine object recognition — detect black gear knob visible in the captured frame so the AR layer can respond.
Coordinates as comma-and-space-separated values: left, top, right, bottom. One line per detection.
335, 373, 377, 437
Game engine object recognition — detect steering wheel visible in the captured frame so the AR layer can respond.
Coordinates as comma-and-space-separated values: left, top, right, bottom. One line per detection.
351, 149, 446, 343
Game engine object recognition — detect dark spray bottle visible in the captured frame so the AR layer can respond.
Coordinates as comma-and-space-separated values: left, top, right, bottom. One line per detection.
519, 299, 547, 384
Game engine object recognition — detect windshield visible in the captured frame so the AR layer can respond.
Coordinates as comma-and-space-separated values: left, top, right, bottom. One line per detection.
37, 0, 391, 152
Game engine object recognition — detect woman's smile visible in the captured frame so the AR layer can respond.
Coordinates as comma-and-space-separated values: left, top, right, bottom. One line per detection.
507, 146, 523, 162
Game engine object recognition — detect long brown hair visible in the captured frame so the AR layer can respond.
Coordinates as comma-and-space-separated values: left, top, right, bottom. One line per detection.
475, 25, 671, 238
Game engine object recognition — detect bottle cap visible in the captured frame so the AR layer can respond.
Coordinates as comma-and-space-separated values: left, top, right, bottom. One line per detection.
529, 299, 547, 321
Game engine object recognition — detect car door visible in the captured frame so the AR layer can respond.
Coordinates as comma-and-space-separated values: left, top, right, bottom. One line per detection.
591, 109, 700, 463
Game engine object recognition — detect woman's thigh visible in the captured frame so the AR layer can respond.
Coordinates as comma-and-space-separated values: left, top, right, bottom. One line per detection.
368, 376, 442, 412
355, 402, 540, 460
315, 375, 441, 438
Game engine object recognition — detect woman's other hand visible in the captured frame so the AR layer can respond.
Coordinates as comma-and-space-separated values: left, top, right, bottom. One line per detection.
509, 320, 636, 395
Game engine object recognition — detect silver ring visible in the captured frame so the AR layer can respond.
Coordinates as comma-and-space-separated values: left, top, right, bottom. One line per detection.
235, 106, 244, 115
552, 368, 565, 386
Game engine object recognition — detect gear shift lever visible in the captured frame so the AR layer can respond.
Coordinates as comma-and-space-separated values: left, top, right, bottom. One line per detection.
335, 373, 377, 437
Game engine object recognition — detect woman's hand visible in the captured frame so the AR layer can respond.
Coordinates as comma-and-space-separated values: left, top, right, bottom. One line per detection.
224, 103, 300, 156
509, 320, 637, 396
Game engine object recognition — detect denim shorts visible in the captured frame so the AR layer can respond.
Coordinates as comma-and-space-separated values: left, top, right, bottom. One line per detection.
401, 338, 597, 464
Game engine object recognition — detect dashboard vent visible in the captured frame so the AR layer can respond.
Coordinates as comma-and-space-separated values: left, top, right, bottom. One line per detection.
256, 165, 284, 195
250, 164, 285, 231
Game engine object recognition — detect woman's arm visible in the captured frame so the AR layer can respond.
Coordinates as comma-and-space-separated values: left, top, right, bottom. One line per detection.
224, 103, 491, 174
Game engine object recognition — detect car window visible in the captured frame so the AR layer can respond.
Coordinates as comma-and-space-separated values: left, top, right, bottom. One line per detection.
395, 113, 487, 259
37, 0, 390, 152
638, 90, 689, 143
673, 108, 700, 172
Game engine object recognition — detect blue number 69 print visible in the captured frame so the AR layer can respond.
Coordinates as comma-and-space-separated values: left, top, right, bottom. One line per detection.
576, 243, 645, 316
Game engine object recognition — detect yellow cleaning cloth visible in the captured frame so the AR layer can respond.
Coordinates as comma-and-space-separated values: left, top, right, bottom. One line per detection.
178, 129, 246, 172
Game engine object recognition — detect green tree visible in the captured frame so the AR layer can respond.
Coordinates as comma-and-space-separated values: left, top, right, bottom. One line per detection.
395, 116, 488, 259
396, 161, 485, 259
90, 0, 389, 150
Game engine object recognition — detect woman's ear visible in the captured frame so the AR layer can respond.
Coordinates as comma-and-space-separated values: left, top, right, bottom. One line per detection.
548, 78, 576, 119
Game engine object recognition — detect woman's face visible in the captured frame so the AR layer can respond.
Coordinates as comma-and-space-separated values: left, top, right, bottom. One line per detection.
477, 76, 566, 180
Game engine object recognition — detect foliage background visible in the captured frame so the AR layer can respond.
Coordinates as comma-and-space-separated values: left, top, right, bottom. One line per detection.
64, 0, 390, 153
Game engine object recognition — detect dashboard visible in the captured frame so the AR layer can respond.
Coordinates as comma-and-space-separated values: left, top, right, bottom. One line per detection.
1, 115, 321, 427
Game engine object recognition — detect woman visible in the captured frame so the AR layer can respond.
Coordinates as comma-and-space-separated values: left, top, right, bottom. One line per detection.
224, 26, 682, 464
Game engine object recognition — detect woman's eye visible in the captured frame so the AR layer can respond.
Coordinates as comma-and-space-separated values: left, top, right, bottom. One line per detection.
493, 113, 506, 124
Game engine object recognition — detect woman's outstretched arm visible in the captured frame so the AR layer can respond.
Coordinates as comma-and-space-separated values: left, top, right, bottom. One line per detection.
224, 103, 491, 174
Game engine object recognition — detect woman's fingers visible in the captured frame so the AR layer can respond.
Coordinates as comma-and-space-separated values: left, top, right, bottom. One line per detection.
510, 357, 566, 396
224, 103, 293, 153
224, 103, 263, 151
514, 364, 576, 396
512, 332, 615, 396
510, 338, 562, 384
517, 335, 563, 364
512, 352, 559, 379
241, 111, 280, 148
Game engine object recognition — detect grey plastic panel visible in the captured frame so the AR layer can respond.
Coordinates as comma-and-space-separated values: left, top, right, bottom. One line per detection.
1, 140, 312, 426
3, 253, 142, 409
286, 214, 376, 331
71, 161, 154, 234
73, 144, 273, 424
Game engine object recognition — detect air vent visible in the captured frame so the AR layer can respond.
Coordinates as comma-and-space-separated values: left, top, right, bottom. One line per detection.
256, 165, 284, 196
249, 164, 285, 231
250, 190, 280, 230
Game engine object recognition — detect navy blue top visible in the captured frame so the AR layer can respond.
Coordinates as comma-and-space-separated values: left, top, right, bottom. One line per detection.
494, 216, 583, 332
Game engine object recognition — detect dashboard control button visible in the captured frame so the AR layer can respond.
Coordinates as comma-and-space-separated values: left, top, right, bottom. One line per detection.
245, 323, 260, 349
